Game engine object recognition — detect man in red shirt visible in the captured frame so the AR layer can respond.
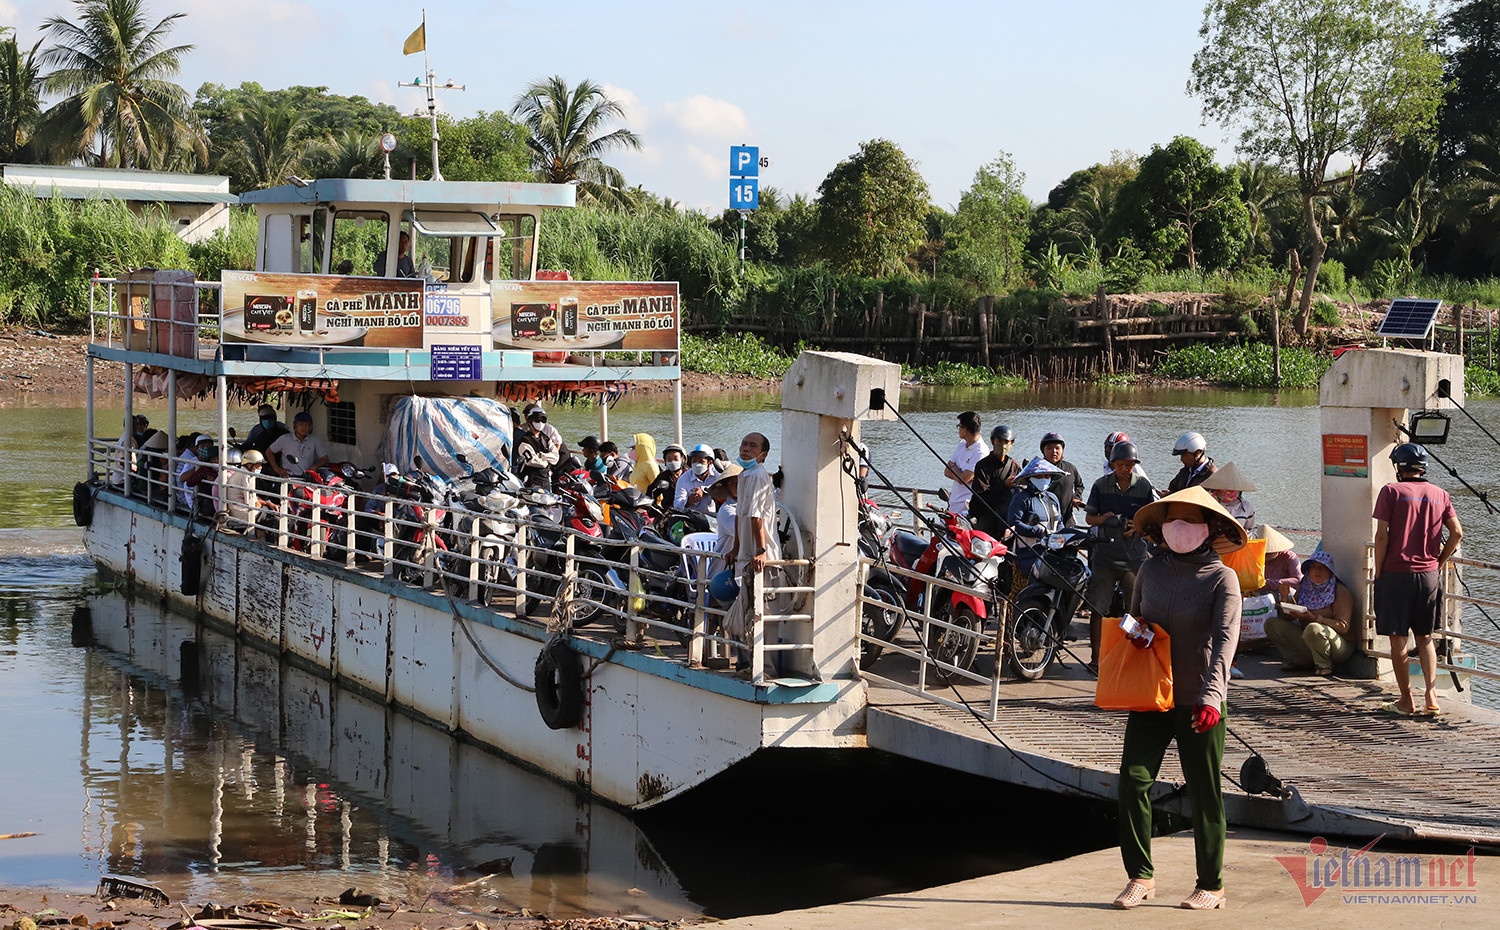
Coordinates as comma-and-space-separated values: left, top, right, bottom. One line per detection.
1373, 443, 1463, 716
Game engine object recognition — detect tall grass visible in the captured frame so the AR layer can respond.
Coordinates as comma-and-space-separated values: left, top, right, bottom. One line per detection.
681, 332, 794, 378
0, 187, 193, 328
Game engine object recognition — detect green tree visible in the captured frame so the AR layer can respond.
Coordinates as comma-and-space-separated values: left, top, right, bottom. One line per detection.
947, 151, 1030, 290
37, 0, 203, 169
1437, 0, 1500, 171
1112, 136, 1249, 272
511, 76, 641, 206
1237, 159, 1296, 259
0, 29, 44, 163
1190, 0, 1445, 332
399, 111, 532, 183
1028, 152, 1137, 256
812, 138, 930, 277
220, 97, 322, 191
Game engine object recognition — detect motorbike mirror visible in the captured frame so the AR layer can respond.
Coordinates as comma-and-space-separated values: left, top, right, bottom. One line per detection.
285, 454, 299, 465
937, 487, 950, 502
414, 455, 424, 470
228, 427, 238, 439
456, 453, 469, 464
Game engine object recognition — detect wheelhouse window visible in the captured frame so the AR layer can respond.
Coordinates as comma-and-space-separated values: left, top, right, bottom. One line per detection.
489, 214, 537, 281
329, 210, 391, 277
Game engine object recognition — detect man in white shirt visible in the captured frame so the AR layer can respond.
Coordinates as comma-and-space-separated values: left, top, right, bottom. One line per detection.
945, 411, 988, 518
674, 443, 720, 514
268, 412, 330, 478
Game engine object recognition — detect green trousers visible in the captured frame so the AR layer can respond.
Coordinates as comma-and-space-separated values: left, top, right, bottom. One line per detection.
1118, 704, 1226, 891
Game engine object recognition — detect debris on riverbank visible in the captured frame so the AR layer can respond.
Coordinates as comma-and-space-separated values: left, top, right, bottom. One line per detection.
0, 887, 695, 930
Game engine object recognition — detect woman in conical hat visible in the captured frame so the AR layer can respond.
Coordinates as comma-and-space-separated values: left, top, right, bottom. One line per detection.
1200, 461, 1257, 531
1112, 486, 1243, 911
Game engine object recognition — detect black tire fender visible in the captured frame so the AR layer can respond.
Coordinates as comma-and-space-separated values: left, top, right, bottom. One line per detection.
534, 636, 584, 730
73, 482, 96, 527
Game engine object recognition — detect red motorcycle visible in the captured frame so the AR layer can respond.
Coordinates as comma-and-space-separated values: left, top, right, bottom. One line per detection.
384, 466, 450, 582
522, 471, 625, 622
886, 507, 1007, 677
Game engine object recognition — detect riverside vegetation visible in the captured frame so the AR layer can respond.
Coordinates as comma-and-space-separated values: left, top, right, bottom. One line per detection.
0, 190, 1497, 394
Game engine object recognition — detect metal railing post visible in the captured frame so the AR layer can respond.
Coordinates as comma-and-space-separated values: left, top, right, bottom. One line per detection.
750, 567, 766, 686
383, 500, 395, 578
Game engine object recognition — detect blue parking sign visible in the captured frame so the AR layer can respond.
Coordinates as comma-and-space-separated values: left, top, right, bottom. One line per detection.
730, 145, 759, 178
730, 177, 759, 211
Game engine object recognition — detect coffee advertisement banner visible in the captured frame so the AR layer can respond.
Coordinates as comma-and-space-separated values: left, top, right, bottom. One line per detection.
490, 281, 680, 352
221, 271, 426, 349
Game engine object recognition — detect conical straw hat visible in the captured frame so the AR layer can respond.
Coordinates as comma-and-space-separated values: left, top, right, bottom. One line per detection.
1258, 524, 1294, 554
1201, 461, 1257, 492
1133, 485, 1249, 553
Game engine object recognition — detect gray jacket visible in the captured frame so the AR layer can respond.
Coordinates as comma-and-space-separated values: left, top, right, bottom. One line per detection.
1129, 548, 1242, 709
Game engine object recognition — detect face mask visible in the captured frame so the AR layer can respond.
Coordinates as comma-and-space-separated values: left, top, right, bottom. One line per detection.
261, 417, 275, 429
605, 455, 617, 467
664, 459, 683, 472
1162, 519, 1211, 554
691, 461, 709, 477
738, 456, 759, 470
196, 447, 213, 461
1030, 477, 1052, 492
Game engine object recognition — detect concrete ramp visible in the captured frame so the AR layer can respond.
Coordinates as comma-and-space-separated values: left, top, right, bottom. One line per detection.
866, 653, 1500, 845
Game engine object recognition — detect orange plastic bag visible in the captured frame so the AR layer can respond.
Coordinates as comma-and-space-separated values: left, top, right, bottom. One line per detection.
1094, 618, 1174, 712
1220, 538, 1267, 592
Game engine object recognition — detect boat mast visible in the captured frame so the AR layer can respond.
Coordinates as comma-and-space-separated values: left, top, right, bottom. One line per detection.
398, 10, 464, 181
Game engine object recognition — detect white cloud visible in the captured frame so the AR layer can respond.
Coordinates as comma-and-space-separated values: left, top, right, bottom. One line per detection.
600, 82, 649, 133
660, 94, 749, 142
684, 144, 721, 181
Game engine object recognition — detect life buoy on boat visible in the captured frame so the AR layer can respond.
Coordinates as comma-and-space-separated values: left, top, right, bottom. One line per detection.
73, 482, 96, 527
534, 637, 584, 730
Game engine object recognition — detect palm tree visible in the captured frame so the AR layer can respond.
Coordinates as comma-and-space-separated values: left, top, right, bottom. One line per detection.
223, 98, 321, 190
510, 76, 641, 206
1236, 160, 1292, 259
0, 29, 46, 163
37, 0, 203, 169
316, 129, 382, 180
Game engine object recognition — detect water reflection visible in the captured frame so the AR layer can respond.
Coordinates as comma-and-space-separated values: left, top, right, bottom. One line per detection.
2, 582, 693, 920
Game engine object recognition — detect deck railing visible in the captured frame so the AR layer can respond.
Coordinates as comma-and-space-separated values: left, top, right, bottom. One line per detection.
89, 275, 222, 357
86, 436, 812, 682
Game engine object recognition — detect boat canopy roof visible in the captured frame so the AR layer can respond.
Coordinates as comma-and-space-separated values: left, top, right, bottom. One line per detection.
240, 178, 577, 210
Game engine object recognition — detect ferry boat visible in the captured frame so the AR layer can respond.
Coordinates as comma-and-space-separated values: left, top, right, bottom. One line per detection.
78, 177, 886, 809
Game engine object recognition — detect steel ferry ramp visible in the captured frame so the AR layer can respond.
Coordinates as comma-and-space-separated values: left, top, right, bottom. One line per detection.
865, 649, 1500, 847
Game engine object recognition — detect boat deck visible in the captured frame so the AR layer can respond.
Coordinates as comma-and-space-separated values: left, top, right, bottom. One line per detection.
865, 640, 1500, 845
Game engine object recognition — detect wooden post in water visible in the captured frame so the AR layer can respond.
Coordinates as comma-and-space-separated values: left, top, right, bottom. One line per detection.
1272, 297, 1283, 387
979, 295, 992, 368
912, 297, 925, 364
1100, 286, 1114, 375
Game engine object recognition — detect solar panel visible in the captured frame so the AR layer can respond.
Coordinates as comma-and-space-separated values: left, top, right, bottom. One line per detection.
1377, 298, 1442, 338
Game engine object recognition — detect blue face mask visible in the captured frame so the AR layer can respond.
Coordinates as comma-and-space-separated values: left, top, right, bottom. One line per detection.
196, 446, 213, 461
738, 456, 759, 470
261, 417, 275, 429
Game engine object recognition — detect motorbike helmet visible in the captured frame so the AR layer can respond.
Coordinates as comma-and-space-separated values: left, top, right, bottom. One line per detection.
689, 443, 714, 459
1390, 442, 1428, 472
709, 569, 740, 603
241, 450, 265, 467
1109, 441, 1141, 464
1040, 432, 1065, 450
225, 446, 243, 466
990, 425, 1016, 444
1104, 430, 1130, 457
1172, 431, 1207, 456
524, 403, 546, 423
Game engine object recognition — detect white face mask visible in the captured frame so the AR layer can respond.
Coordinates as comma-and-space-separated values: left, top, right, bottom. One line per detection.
1162, 519, 1211, 553
1030, 477, 1052, 492
605, 455, 617, 467
691, 461, 709, 477
663, 459, 683, 472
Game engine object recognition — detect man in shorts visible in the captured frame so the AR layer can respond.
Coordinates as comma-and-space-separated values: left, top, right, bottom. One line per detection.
1373, 443, 1463, 716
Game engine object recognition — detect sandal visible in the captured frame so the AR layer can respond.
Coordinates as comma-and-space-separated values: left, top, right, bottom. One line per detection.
1424, 705, 1444, 717
1180, 887, 1226, 910
1377, 701, 1415, 717
1314, 667, 1333, 676
1113, 879, 1155, 909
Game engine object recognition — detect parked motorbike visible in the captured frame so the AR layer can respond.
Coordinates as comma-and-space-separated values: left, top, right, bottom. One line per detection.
856, 495, 905, 670
521, 470, 626, 623
445, 453, 524, 606
1006, 526, 1092, 680
886, 506, 1007, 678
384, 461, 451, 583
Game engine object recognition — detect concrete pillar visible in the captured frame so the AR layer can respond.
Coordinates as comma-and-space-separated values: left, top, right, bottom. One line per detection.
780, 351, 900, 680
1318, 348, 1465, 662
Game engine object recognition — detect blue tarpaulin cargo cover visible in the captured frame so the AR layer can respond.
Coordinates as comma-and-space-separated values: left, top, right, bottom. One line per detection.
380, 395, 514, 478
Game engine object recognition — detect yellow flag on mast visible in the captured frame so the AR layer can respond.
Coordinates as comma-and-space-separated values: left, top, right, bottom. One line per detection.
403, 22, 425, 55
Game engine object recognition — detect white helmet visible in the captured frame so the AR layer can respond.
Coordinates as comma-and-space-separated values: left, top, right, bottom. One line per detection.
1172, 431, 1207, 456
241, 450, 265, 466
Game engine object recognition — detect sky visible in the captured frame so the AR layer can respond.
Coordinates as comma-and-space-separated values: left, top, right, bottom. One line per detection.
5, 0, 1223, 210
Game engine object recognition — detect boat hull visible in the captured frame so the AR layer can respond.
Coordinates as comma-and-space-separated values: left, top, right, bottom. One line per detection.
83, 492, 866, 808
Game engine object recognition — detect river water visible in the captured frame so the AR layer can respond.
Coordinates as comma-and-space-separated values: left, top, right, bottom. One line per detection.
1, 386, 1496, 916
